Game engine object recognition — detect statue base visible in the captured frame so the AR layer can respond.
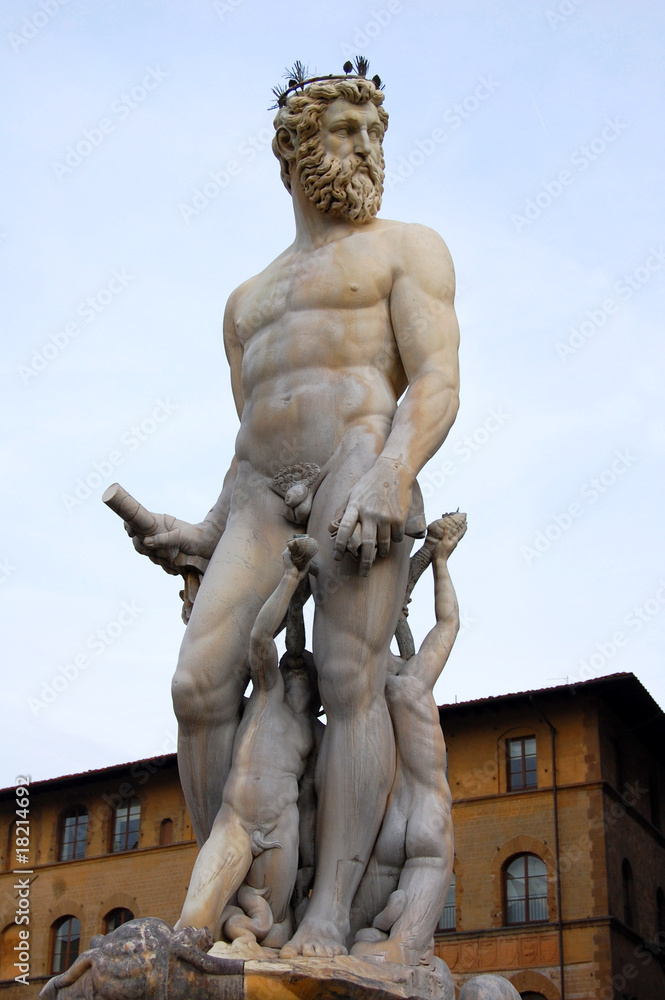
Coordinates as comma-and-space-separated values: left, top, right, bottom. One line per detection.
210, 949, 454, 999
39, 918, 519, 1000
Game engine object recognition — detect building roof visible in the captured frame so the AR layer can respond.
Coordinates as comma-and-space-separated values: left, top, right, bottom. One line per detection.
0, 753, 178, 799
438, 671, 665, 760
2, 672, 662, 797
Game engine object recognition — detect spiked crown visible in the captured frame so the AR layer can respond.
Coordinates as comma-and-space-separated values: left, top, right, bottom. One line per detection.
271, 57, 383, 109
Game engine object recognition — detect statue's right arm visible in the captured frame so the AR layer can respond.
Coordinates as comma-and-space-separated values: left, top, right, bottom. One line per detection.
129, 292, 245, 573
402, 514, 466, 688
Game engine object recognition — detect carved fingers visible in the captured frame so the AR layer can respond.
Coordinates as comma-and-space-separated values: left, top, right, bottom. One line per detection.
284, 535, 319, 573
331, 461, 413, 577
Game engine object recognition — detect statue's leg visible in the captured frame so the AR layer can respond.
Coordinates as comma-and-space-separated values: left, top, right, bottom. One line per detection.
353, 750, 454, 963
176, 804, 253, 933
250, 805, 300, 948
350, 804, 406, 939
281, 447, 412, 958
172, 487, 293, 844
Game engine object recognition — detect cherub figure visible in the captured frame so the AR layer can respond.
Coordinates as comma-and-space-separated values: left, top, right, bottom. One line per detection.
351, 513, 467, 966
176, 535, 320, 950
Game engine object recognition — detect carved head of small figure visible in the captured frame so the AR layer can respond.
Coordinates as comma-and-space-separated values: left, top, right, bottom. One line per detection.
273, 77, 388, 222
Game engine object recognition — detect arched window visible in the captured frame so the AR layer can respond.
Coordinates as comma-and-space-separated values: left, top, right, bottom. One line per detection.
504, 854, 547, 924
51, 916, 80, 974
159, 818, 173, 846
0, 925, 21, 981
104, 908, 134, 934
59, 807, 88, 861
622, 859, 635, 928
657, 887, 665, 934
438, 872, 456, 931
111, 798, 140, 852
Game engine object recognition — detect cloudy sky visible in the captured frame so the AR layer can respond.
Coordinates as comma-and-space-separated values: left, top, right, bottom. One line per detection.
2, 0, 663, 788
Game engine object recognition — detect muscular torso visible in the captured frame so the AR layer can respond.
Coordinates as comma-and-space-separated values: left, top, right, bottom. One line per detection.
230, 220, 409, 478
223, 686, 312, 828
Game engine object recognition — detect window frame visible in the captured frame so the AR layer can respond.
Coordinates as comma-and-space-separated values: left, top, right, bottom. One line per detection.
51, 916, 81, 974
504, 853, 548, 925
110, 798, 141, 853
506, 736, 538, 792
58, 806, 88, 862
103, 908, 134, 934
437, 871, 456, 932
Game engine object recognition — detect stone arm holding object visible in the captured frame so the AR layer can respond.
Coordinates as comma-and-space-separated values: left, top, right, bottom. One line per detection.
351, 513, 466, 967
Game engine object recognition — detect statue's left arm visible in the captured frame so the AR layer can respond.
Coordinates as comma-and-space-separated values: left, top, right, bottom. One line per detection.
334, 225, 460, 576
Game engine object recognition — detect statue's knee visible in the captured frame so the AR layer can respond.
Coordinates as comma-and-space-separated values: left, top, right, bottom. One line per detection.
171, 670, 203, 724
319, 663, 376, 714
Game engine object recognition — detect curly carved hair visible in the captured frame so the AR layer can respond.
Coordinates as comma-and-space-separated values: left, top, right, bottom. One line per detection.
272, 78, 389, 192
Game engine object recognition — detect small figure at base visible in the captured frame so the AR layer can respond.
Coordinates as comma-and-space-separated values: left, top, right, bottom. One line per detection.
351, 513, 466, 966
176, 536, 319, 948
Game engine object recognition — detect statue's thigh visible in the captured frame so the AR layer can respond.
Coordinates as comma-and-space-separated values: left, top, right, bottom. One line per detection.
178, 502, 294, 686
307, 459, 412, 663
249, 807, 300, 920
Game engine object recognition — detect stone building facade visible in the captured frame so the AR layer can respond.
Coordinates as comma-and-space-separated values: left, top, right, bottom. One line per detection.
1, 672, 663, 999
435, 672, 665, 998
0, 754, 197, 997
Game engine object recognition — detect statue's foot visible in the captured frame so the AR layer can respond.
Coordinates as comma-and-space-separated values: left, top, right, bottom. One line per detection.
351, 936, 419, 966
354, 926, 387, 944
279, 917, 348, 959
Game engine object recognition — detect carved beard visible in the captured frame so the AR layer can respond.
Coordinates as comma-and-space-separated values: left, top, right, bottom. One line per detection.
295, 136, 384, 223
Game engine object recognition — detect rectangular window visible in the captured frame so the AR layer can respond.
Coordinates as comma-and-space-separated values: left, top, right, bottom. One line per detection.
111, 800, 140, 852
59, 810, 88, 861
437, 873, 456, 931
507, 737, 537, 791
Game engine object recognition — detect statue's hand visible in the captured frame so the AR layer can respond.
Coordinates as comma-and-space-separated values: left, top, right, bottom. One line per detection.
333, 458, 413, 577
127, 515, 219, 576
429, 512, 467, 557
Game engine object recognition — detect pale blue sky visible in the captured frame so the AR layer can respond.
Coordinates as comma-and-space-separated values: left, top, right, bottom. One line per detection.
2, 0, 664, 786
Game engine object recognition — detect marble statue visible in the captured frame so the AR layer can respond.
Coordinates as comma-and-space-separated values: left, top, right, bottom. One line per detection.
351, 514, 465, 966
176, 536, 321, 951
84, 59, 523, 1000
121, 60, 461, 963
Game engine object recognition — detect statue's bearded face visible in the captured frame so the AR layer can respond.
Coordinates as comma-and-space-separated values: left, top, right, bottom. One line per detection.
295, 98, 385, 223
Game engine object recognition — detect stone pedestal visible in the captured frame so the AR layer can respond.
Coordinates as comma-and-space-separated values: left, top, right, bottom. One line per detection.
39, 920, 519, 1000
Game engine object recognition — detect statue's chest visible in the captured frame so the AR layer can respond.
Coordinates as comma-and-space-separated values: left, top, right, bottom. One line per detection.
236, 245, 389, 343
